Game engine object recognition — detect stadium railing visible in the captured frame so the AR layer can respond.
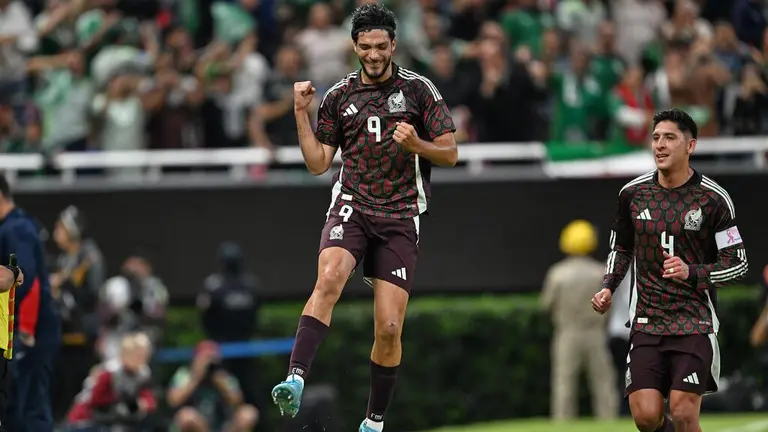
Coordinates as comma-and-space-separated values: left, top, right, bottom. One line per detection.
1, 137, 765, 182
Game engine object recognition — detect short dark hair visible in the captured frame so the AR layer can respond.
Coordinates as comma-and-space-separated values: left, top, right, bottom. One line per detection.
652, 108, 698, 139
0, 174, 10, 199
350, 4, 396, 43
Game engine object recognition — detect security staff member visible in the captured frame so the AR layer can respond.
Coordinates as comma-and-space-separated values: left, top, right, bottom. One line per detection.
0, 256, 23, 427
0, 174, 61, 432
198, 242, 261, 405
50, 205, 105, 421
541, 219, 618, 421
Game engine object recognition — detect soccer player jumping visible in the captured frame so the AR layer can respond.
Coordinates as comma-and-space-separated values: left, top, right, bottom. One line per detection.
271, 4, 457, 431
592, 109, 748, 432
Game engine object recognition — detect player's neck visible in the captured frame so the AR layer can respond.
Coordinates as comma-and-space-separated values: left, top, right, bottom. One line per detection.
361, 64, 394, 85
657, 166, 693, 189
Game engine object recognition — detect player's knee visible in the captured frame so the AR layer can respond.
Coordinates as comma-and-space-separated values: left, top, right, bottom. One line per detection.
175, 407, 206, 432
669, 396, 699, 427
233, 404, 259, 429
631, 404, 664, 432
315, 265, 347, 299
374, 320, 401, 345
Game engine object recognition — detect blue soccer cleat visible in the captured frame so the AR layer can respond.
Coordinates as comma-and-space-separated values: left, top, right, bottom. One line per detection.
359, 420, 382, 432
271, 375, 304, 418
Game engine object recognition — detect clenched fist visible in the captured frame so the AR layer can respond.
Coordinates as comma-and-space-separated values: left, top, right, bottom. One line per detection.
393, 122, 420, 152
591, 288, 612, 315
294, 81, 316, 111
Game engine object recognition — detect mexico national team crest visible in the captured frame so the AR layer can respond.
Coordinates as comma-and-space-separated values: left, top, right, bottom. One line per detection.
388, 89, 406, 113
330, 224, 344, 240
684, 207, 703, 231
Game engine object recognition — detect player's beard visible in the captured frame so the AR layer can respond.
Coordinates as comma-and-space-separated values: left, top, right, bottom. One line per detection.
359, 55, 392, 82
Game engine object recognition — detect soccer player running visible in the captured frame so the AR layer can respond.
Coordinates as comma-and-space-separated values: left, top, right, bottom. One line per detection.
592, 109, 748, 432
270, 4, 457, 432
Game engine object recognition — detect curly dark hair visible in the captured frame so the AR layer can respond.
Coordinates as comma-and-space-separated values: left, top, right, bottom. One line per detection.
350, 3, 396, 42
652, 108, 698, 139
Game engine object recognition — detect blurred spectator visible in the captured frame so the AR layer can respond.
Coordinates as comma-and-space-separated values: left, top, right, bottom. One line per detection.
549, 43, 602, 143
50, 205, 105, 422
714, 21, 750, 78
0, 99, 26, 152
541, 219, 618, 421
729, 62, 768, 136
198, 241, 260, 405
556, 0, 607, 48
99, 252, 169, 362
733, 0, 767, 49
167, 341, 259, 432
607, 65, 655, 148
0, 0, 38, 112
500, 0, 552, 56
66, 332, 156, 432
467, 21, 548, 142
295, 2, 348, 92
613, 0, 666, 65
662, 0, 713, 45
27, 50, 93, 153
249, 44, 310, 150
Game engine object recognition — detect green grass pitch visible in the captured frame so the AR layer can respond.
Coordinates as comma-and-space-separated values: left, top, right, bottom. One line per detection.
424, 414, 768, 432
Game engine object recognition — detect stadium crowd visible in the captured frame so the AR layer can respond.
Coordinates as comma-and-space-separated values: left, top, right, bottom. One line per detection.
0, 0, 767, 167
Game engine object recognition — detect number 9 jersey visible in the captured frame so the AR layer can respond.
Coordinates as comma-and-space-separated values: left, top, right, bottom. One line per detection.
314, 64, 456, 220
601, 170, 748, 337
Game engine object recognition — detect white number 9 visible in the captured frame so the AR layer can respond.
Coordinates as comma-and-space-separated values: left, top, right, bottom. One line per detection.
367, 116, 381, 142
339, 204, 354, 222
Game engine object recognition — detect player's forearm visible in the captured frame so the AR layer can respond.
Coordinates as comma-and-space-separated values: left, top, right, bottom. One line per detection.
413, 138, 458, 167
295, 108, 330, 175
601, 249, 633, 293
690, 247, 748, 289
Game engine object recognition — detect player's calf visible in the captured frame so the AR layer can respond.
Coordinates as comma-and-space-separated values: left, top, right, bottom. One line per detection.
669, 391, 702, 432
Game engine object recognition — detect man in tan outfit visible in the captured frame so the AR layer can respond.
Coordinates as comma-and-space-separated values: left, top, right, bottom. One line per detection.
542, 219, 619, 421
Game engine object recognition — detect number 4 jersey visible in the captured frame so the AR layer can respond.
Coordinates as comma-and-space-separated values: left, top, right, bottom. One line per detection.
314, 64, 456, 219
602, 170, 748, 336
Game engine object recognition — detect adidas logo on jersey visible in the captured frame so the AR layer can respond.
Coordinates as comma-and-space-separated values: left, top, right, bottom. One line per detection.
636, 209, 652, 220
342, 104, 359, 117
682, 372, 700, 385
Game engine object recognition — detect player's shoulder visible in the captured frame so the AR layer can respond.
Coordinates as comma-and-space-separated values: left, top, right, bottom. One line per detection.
617, 170, 656, 198
698, 174, 736, 218
395, 66, 443, 101
319, 71, 360, 108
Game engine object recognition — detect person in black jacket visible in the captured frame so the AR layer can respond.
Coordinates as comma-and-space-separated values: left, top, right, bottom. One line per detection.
197, 242, 261, 406
49, 205, 105, 421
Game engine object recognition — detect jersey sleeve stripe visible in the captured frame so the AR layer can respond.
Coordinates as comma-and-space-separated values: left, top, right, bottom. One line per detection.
701, 176, 736, 219
398, 68, 443, 101
605, 230, 617, 273
618, 170, 655, 195
320, 72, 358, 108
710, 249, 748, 282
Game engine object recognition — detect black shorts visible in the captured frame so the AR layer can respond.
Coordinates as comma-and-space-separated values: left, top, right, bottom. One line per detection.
319, 199, 419, 294
625, 332, 720, 398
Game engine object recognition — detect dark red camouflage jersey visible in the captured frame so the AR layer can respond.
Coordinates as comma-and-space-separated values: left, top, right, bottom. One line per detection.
602, 170, 748, 336
314, 64, 456, 219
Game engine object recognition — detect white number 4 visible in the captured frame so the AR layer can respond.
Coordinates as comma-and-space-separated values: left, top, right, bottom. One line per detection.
661, 231, 675, 256
367, 116, 381, 142
339, 204, 354, 222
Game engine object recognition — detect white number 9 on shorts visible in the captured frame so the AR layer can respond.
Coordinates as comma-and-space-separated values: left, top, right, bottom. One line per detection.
339, 204, 354, 223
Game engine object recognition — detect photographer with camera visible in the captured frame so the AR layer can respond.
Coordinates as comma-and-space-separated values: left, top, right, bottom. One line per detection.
66, 332, 157, 432
167, 341, 258, 432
